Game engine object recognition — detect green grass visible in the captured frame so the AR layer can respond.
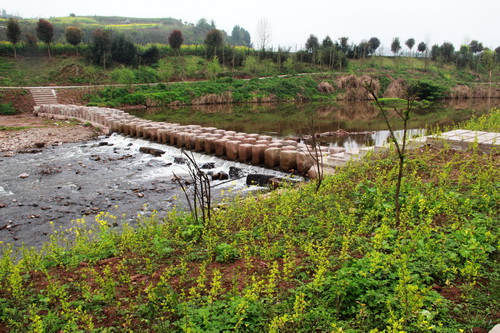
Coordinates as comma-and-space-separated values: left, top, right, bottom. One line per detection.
0, 125, 29, 131
0, 108, 498, 332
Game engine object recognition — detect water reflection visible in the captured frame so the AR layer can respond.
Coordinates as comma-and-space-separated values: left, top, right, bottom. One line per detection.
130, 99, 498, 151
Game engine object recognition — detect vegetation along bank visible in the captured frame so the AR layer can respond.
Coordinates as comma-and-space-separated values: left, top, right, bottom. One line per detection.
0, 107, 498, 332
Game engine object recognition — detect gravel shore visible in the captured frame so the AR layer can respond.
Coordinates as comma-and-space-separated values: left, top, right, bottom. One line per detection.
0, 115, 100, 153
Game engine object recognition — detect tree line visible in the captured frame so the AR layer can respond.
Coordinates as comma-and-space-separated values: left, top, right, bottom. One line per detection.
4, 17, 499, 74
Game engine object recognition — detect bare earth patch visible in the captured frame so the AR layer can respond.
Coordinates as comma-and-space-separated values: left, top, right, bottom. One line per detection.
0, 114, 100, 152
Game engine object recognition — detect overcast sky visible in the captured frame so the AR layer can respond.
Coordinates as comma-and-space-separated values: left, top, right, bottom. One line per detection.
2, 0, 499, 52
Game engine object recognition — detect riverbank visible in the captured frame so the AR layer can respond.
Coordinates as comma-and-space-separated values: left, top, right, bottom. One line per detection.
0, 114, 100, 152
0, 109, 498, 332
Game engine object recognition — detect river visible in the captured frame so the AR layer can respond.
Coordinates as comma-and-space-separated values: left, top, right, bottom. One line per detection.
1, 98, 497, 251
130, 98, 499, 151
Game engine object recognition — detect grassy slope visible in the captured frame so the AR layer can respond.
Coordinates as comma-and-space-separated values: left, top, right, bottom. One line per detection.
0, 110, 498, 332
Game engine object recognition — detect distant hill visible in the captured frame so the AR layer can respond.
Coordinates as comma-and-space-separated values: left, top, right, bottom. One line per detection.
0, 15, 252, 46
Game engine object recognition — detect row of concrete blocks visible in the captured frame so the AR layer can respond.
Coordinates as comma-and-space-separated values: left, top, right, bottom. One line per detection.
34, 104, 336, 175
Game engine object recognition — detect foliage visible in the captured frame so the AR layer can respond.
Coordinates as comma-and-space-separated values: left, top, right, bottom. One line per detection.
0, 102, 17, 115
230, 25, 251, 47
111, 34, 137, 66
140, 44, 160, 65
0, 110, 499, 331
205, 29, 224, 58
417, 42, 427, 55
156, 59, 175, 83
168, 29, 184, 54
64, 26, 84, 56
411, 80, 448, 100
109, 67, 135, 86
36, 19, 54, 58
85, 75, 322, 106
405, 38, 415, 53
64, 26, 83, 47
391, 37, 402, 56
368, 37, 381, 54
6, 19, 21, 58
89, 28, 112, 68
305, 34, 319, 52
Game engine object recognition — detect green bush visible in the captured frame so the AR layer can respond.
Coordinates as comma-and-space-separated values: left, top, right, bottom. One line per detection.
413, 80, 449, 100
0, 102, 17, 115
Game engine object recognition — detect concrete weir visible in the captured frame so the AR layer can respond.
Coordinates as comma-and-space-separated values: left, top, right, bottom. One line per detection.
33, 104, 330, 176
35, 105, 498, 177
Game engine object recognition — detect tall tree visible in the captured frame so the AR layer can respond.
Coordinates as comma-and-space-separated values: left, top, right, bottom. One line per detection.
168, 30, 184, 55
36, 19, 54, 58
111, 34, 137, 66
141, 45, 160, 65
338, 37, 349, 54
441, 42, 455, 62
430, 44, 442, 61
205, 29, 224, 58
368, 37, 381, 54
90, 29, 112, 69
6, 19, 21, 58
391, 37, 401, 56
305, 34, 320, 64
417, 42, 427, 57
305, 34, 319, 52
65, 26, 84, 56
469, 40, 484, 54
230, 25, 251, 47
255, 18, 272, 51
322, 36, 333, 48
405, 38, 415, 56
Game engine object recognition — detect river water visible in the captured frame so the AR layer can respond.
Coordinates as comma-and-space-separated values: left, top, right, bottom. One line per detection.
131, 99, 499, 151
0, 134, 290, 251
1, 98, 497, 251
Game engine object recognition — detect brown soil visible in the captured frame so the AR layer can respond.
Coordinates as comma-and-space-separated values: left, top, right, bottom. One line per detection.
0, 89, 36, 113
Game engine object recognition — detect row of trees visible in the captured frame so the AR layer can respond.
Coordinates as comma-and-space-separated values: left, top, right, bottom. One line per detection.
6, 17, 499, 74
2, 17, 252, 49
301, 33, 498, 70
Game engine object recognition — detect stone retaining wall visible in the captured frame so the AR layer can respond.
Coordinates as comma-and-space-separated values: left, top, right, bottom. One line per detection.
34, 104, 342, 177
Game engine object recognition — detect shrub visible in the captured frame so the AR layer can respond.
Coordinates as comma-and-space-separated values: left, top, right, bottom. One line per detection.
412, 80, 449, 100
0, 102, 17, 115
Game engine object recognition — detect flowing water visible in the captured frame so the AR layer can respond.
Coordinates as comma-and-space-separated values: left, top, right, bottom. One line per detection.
0, 134, 291, 250
1, 98, 497, 251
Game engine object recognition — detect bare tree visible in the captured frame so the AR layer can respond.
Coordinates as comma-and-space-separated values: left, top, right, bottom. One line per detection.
172, 150, 212, 227
364, 81, 427, 225
255, 18, 272, 51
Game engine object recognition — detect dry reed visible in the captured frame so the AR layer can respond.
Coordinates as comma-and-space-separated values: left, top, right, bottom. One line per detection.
336, 75, 379, 100
317, 82, 335, 93
383, 79, 407, 98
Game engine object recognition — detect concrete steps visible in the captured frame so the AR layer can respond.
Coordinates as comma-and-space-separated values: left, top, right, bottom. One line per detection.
29, 88, 59, 105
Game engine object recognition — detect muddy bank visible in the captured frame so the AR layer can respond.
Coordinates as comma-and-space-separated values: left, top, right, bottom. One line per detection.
0, 134, 290, 251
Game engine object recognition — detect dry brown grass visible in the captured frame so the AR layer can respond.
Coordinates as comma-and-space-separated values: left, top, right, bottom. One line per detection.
383, 79, 407, 98
192, 92, 233, 105
317, 82, 335, 93
336, 75, 379, 100
449, 84, 500, 99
